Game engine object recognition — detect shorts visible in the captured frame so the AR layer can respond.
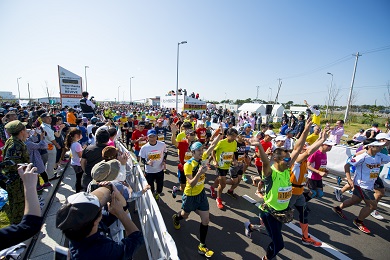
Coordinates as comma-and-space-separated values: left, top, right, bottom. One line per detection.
374, 177, 385, 190
182, 189, 209, 213
206, 132, 212, 138
134, 150, 140, 157
353, 186, 375, 201
288, 194, 306, 207
178, 169, 187, 185
229, 164, 244, 178
307, 179, 323, 190
216, 168, 229, 177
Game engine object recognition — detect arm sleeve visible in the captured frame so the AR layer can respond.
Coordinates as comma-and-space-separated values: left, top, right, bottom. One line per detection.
86, 99, 96, 109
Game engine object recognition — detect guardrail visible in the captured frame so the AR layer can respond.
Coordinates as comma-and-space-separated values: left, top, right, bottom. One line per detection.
116, 141, 179, 260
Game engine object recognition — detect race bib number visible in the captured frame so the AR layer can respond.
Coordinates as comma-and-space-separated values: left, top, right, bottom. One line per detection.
219, 152, 234, 167
48, 143, 54, 151
148, 151, 161, 161
370, 168, 379, 179
184, 152, 192, 162
237, 154, 245, 163
196, 174, 206, 186
158, 135, 164, 141
200, 133, 206, 139
318, 164, 327, 172
139, 140, 146, 147
277, 186, 292, 203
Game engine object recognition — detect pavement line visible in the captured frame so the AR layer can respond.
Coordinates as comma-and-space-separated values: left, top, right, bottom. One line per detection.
323, 181, 390, 209
242, 195, 353, 260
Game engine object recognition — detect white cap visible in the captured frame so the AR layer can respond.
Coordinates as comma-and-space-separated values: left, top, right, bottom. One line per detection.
375, 133, 390, 141
364, 141, 386, 148
264, 130, 276, 138
323, 139, 336, 146
275, 135, 287, 141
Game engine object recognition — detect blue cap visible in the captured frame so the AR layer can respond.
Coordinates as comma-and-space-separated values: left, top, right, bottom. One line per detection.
147, 129, 157, 136
190, 141, 203, 151
244, 123, 251, 129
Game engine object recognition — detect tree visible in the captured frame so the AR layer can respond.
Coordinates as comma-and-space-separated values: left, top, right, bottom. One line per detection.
328, 85, 342, 122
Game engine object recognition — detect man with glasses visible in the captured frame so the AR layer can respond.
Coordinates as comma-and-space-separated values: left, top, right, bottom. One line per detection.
140, 129, 167, 201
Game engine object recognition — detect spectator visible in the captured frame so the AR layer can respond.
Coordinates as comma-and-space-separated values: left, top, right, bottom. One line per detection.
79, 91, 95, 119
294, 114, 305, 139
0, 164, 43, 250
347, 129, 366, 146
56, 186, 144, 259
66, 108, 77, 127
329, 120, 344, 144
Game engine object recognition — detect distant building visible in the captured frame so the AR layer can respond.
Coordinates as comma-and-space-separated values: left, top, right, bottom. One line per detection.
0, 91, 16, 99
146, 96, 160, 106
218, 103, 238, 112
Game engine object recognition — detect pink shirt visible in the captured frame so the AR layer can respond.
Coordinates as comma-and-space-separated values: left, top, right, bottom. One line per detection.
307, 150, 327, 180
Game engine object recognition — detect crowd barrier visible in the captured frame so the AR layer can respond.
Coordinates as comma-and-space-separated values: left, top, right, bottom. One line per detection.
326, 145, 390, 190
116, 141, 179, 260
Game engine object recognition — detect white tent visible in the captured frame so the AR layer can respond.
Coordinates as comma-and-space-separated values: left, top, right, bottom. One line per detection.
271, 104, 285, 117
237, 103, 266, 114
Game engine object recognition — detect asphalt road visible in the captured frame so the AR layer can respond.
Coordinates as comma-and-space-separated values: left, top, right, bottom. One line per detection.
154, 139, 390, 260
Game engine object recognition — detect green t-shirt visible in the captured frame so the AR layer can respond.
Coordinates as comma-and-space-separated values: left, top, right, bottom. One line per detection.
264, 165, 292, 211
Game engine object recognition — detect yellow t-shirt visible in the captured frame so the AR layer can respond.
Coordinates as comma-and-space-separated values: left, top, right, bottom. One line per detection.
312, 113, 321, 126
183, 152, 208, 196
306, 133, 319, 145
214, 139, 237, 170
176, 131, 186, 143
119, 117, 128, 128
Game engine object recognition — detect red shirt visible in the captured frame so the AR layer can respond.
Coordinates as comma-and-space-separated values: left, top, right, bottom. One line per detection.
131, 129, 148, 151
196, 127, 207, 143
177, 140, 191, 165
255, 140, 272, 166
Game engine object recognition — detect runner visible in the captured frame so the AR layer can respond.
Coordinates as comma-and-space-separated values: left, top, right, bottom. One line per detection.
243, 118, 311, 260
172, 138, 221, 258
131, 121, 148, 161
170, 124, 197, 198
210, 128, 238, 209
333, 138, 390, 234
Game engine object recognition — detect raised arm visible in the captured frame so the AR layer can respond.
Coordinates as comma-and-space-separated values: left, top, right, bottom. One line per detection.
170, 123, 179, 147
247, 137, 271, 177
291, 117, 312, 164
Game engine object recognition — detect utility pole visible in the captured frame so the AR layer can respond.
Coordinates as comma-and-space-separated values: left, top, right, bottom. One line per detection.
27, 82, 31, 105
344, 52, 361, 123
256, 86, 260, 101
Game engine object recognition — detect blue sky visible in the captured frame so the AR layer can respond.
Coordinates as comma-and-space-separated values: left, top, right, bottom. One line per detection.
0, 0, 389, 106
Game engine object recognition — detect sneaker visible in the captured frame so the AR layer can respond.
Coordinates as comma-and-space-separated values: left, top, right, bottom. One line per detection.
154, 193, 160, 201
334, 188, 343, 202
172, 214, 180, 230
242, 174, 248, 182
302, 236, 322, 247
216, 198, 224, 209
244, 221, 252, 238
198, 244, 214, 258
333, 206, 347, 219
371, 210, 384, 220
172, 186, 178, 198
210, 186, 217, 198
227, 190, 238, 199
42, 182, 52, 188
353, 219, 371, 234
36, 185, 44, 192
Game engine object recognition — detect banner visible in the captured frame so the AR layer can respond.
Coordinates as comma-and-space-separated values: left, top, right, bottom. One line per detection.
58, 65, 83, 108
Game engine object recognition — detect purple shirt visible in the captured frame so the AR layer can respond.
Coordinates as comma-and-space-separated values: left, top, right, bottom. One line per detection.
307, 150, 327, 180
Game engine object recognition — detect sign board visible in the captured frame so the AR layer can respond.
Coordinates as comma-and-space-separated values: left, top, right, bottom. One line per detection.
160, 95, 206, 113
58, 65, 83, 108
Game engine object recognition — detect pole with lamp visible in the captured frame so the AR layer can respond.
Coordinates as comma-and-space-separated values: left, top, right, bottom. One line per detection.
17, 77, 22, 103
269, 87, 272, 102
175, 41, 187, 113
129, 76, 134, 104
84, 66, 89, 92
118, 86, 120, 104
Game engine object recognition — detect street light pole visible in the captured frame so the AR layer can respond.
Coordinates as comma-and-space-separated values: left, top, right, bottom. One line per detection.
256, 86, 260, 101
118, 86, 120, 104
129, 76, 134, 103
17, 77, 22, 102
84, 66, 89, 92
175, 41, 187, 113
326, 72, 333, 119
269, 87, 272, 102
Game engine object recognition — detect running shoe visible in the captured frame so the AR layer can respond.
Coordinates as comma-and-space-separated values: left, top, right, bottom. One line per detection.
154, 193, 160, 201
42, 182, 52, 188
210, 186, 217, 198
172, 214, 180, 230
353, 219, 371, 234
302, 236, 322, 247
172, 186, 178, 198
334, 188, 343, 202
216, 198, 224, 209
370, 210, 384, 220
198, 244, 214, 258
227, 190, 238, 199
244, 221, 252, 238
242, 174, 248, 182
333, 206, 347, 219
36, 185, 44, 192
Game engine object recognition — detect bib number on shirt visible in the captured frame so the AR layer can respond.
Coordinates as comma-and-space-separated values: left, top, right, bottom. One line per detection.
184, 152, 192, 162
219, 152, 234, 167
370, 168, 379, 179
158, 135, 164, 141
318, 164, 327, 172
277, 186, 292, 203
148, 151, 161, 161
237, 154, 245, 163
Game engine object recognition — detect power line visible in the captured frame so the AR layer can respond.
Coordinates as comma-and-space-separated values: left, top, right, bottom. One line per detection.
360, 44, 390, 55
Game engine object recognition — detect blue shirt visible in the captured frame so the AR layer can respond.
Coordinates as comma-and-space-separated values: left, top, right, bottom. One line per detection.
69, 231, 144, 260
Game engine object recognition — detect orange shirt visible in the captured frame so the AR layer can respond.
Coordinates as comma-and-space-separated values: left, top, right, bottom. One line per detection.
67, 112, 76, 125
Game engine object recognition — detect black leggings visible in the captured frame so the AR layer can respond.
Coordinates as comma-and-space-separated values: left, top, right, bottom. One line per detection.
145, 170, 164, 194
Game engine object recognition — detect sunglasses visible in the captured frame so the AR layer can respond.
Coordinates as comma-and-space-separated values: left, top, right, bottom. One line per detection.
283, 157, 291, 162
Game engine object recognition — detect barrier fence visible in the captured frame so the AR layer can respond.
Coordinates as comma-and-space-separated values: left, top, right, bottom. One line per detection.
116, 141, 179, 260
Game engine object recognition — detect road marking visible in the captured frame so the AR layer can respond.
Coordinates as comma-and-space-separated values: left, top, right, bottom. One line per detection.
243, 195, 353, 260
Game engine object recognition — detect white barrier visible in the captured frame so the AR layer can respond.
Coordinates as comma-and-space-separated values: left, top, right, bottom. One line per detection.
116, 141, 179, 260
326, 145, 390, 190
